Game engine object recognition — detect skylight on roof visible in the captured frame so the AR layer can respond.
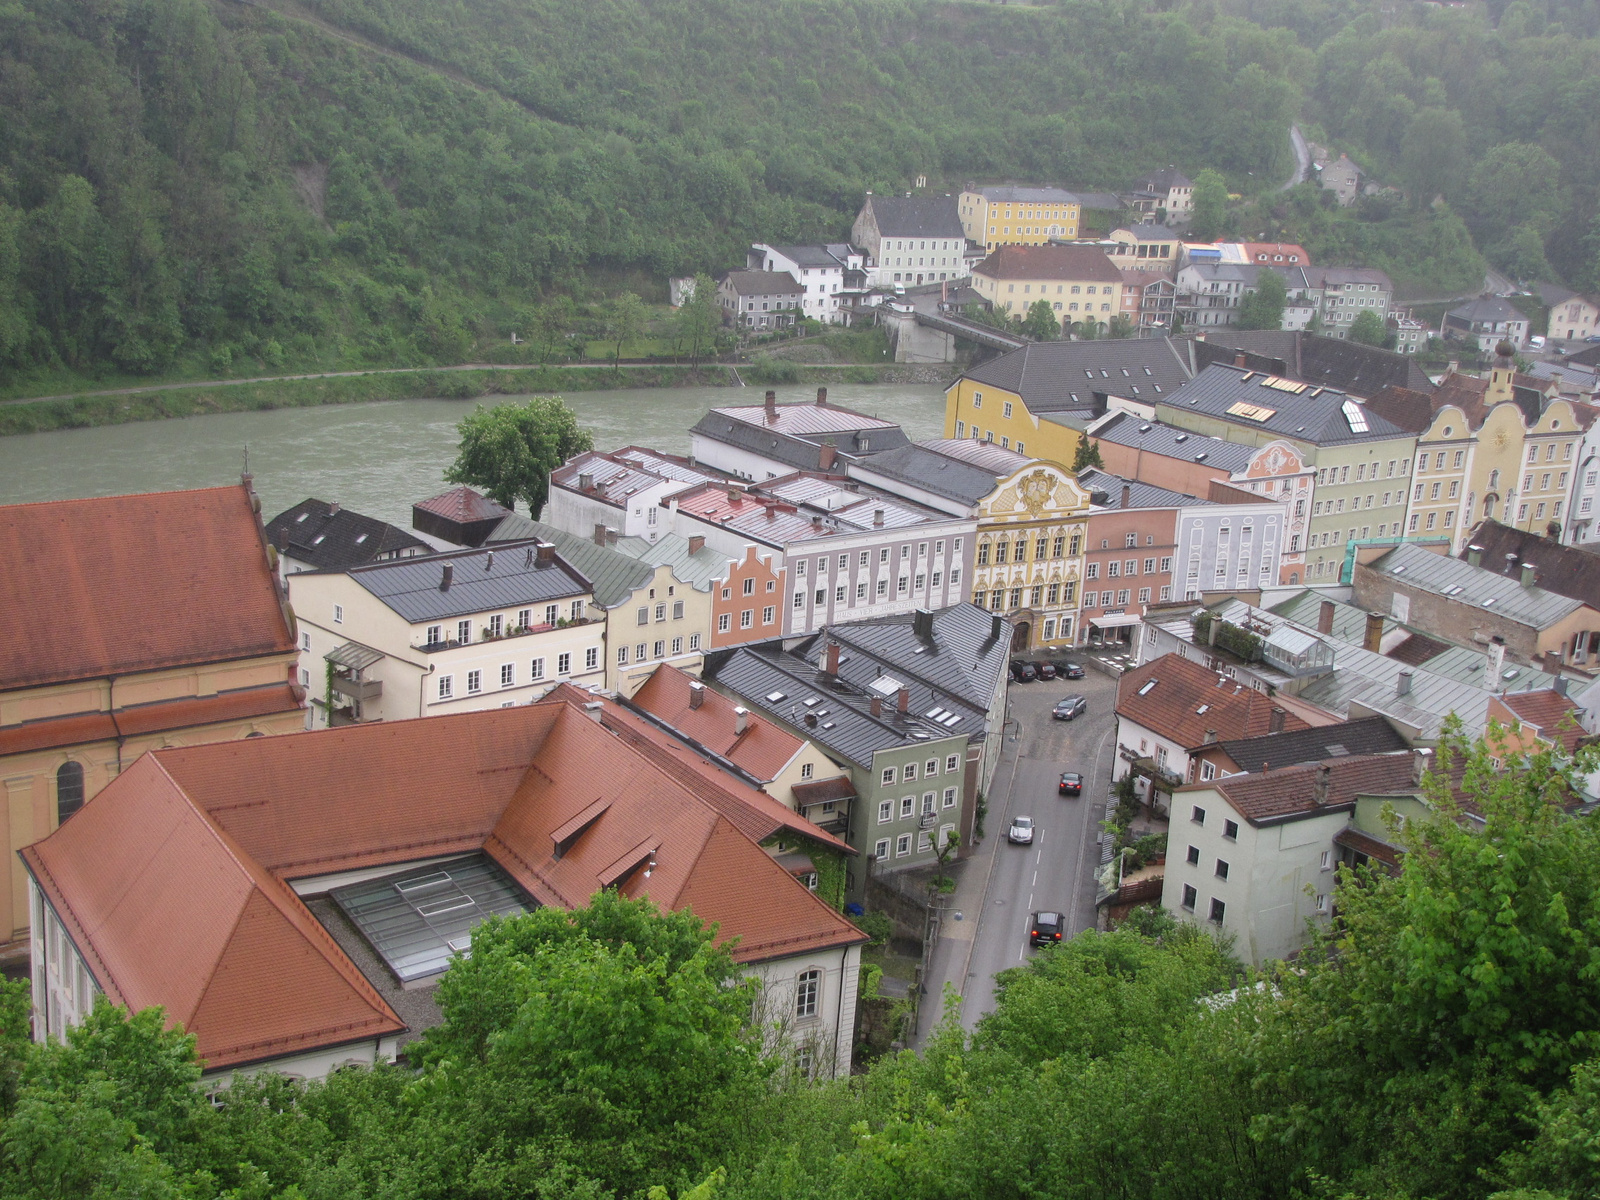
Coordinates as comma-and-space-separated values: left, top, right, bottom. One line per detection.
766, 691, 787, 702
1342, 400, 1370, 433
1138, 679, 1158, 695
1196, 704, 1210, 714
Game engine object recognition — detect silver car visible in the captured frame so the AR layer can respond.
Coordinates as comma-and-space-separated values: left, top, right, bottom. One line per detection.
1008, 815, 1035, 845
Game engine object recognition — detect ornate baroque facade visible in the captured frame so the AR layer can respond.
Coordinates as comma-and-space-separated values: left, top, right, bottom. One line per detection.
969, 463, 1091, 649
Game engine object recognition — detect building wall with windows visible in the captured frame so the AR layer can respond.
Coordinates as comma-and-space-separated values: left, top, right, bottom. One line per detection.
1080, 509, 1179, 643
1173, 500, 1286, 600
1227, 441, 1313, 585
863, 739, 970, 878
943, 376, 1082, 467
970, 464, 1091, 649
782, 530, 974, 638
1297, 437, 1418, 584
745, 943, 861, 1081
607, 562, 713, 697
1403, 405, 1475, 552
959, 187, 1083, 251
1515, 398, 1590, 538
710, 545, 786, 650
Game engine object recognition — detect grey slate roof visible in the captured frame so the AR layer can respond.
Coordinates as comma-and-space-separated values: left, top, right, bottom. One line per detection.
722, 270, 801, 296
266, 499, 432, 572
1087, 412, 1256, 473
612, 532, 730, 591
767, 245, 848, 268
706, 645, 960, 770
848, 443, 1007, 506
960, 337, 1197, 413
864, 195, 964, 239
1217, 715, 1409, 772
689, 403, 908, 472
1461, 520, 1600, 612
1078, 468, 1208, 510
1447, 296, 1526, 325
970, 185, 1083, 204
1158, 363, 1409, 445
1367, 541, 1585, 629
1191, 331, 1432, 395
348, 540, 590, 623
486, 517, 652, 608
1072, 192, 1125, 211
1537, 282, 1581, 308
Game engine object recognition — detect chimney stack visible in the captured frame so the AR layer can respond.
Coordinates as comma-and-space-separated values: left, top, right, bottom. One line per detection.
1234, 352, 1247, 368
913, 608, 934, 639
825, 641, 841, 674
583, 701, 604, 724
1396, 668, 1413, 697
1312, 763, 1331, 807
1411, 746, 1432, 787
1521, 562, 1536, 588
816, 387, 828, 406
1269, 706, 1286, 733
897, 685, 910, 714
990, 613, 1002, 640
1363, 611, 1384, 653
870, 694, 882, 717
688, 535, 705, 555
536, 542, 555, 565
873, 508, 885, 527
328, 502, 341, 515
688, 681, 705, 710
1318, 600, 1335, 635
1122, 483, 1132, 510
1505, 552, 1519, 576
595, 523, 608, 546
728, 488, 741, 504
440, 563, 453, 591
764, 390, 777, 419
733, 706, 749, 736
805, 711, 818, 727
818, 443, 838, 471
1203, 728, 1217, 744
579, 472, 594, 491
485, 550, 494, 571
1487, 636, 1506, 682
1468, 544, 1483, 568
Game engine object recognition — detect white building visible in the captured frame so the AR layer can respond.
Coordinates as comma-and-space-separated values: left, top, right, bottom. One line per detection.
546, 447, 728, 542
748, 244, 859, 325
849, 193, 966, 288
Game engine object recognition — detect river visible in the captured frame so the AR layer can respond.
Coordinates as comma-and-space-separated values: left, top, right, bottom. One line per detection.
0, 382, 949, 525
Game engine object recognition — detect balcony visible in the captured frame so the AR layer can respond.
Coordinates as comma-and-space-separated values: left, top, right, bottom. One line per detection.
331, 675, 382, 702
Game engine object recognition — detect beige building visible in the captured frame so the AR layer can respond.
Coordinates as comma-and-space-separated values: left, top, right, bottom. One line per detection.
959, 185, 1082, 251
1538, 284, 1600, 342
288, 541, 607, 724
0, 482, 305, 950
972, 243, 1124, 327
1106, 224, 1183, 271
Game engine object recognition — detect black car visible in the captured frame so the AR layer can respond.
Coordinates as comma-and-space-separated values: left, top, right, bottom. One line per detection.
1030, 911, 1065, 947
1058, 772, 1083, 796
1010, 660, 1038, 683
1060, 661, 1086, 679
1035, 661, 1058, 680
1052, 695, 1087, 721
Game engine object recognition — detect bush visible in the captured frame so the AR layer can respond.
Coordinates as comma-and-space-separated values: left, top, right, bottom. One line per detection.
855, 910, 893, 946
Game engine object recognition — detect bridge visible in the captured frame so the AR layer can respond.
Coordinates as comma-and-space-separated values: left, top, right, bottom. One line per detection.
915, 310, 1028, 352
877, 304, 1029, 362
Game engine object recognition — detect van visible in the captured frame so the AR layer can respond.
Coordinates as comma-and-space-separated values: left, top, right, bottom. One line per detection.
1529, 335, 1547, 350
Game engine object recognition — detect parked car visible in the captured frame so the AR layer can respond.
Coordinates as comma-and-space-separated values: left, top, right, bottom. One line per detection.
1029, 910, 1064, 947
1060, 661, 1086, 679
1052, 695, 1087, 721
1010, 660, 1038, 683
1008, 815, 1035, 845
1588, 334, 1600, 344
1529, 334, 1547, 350
1058, 772, 1083, 796
1036, 661, 1057, 680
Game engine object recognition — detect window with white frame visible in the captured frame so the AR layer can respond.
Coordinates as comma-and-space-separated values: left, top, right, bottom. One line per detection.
881, 767, 895, 785
465, 670, 481, 694
334, 604, 344, 624
895, 833, 911, 856
585, 647, 599, 671
557, 653, 571, 676
500, 664, 514, 688
438, 675, 454, 700
878, 799, 893, 823
530, 657, 545, 680
795, 969, 820, 1019
900, 795, 914, 818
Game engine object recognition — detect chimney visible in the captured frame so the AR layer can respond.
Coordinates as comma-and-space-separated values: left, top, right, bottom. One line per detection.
1203, 728, 1217, 744
1318, 600, 1335, 634
1396, 668, 1413, 697
1121, 483, 1132, 509
536, 542, 555, 565
688, 534, 705, 555
1234, 352, 1247, 367
594, 523, 608, 546
583, 701, 604, 724
870, 694, 882, 717
873, 508, 885, 527
805, 711, 818, 727
990, 613, 1003, 640
818, 443, 838, 471
485, 550, 494, 571
764, 390, 777, 419
733, 706, 749, 735
688, 681, 705, 710
913, 608, 934, 639
727, 488, 741, 504
579, 472, 594, 491
1467, 544, 1483, 568
825, 641, 841, 674
1411, 746, 1432, 786
1269, 706, 1286, 733
1487, 636, 1506, 682
440, 563, 453, 591
1208, 615, 1220, 647
328, 502, 341, 515
816, 387, 828, 406
1505, 552, 1519, 576
594, 481, 607, 499
1521, 562, 1536, 588
525, 546, 534, 567
607, 529, 618, 545
1312, 763, 1331, 807
812, 516, 823, 531
1363, 611, 1384, 653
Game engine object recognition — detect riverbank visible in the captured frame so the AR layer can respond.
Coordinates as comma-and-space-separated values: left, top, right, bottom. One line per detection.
0, 362, 957, 437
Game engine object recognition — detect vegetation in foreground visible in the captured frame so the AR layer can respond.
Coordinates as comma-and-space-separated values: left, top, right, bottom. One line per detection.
1, 723, 1597, 1199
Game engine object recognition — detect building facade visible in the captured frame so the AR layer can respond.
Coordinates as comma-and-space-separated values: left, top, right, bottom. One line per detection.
849, 194, 966, 288
971, 243, 1124, 327
959, 185, 1083, 251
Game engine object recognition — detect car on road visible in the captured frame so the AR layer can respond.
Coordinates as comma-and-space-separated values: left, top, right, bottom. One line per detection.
1035, 661, 1057, 680
1052, 695, 1087, 721
1529, 334, 1547, 350
1058, 772, 1083, 796
1029, 910, 1064, 947
1588, 334, 1600, 344
1059, 661, 1085, 679
1010, 660, 1038, 683
1007, 815, 1035, 845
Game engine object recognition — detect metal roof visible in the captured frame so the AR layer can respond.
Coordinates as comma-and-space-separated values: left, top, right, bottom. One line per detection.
1157, 363, 1410, 445
807, 602, 1013, 716
703, 402, 901, 438
863, 195, 964, 239
1216, 715, 1409, 772
959, 337, 1196, 413
487, 517, 654, 608
1086, 412, 1255, 472
349, 541, 591, 623
266, 500, 431, 573
970, 185, 1083, 204
1369, 542, 1584, 629
721, 270, 802, 296
325, 641, 384, 671
611, 531, 730, 591
1078, 468, 1208, 510
849, 444, 1007, 506
919, 438, 1034, 473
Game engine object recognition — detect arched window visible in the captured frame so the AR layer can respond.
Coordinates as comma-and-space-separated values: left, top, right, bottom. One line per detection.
795, 969, 821, 1019
56, 762, 84, 825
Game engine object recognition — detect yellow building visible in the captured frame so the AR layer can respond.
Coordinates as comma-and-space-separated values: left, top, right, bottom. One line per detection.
0, 483, 305, 949
970, 462, 1092, 648
972, 243, 1124, 329
960, 186, 1082, 251
1405, 402, 1477, 550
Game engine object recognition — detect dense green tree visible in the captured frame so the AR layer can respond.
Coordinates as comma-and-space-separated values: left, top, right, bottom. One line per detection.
445, 394, 594, 514
606, 291, 647, 371
1072, 438, 1104, 471
1237, 270, 1287, 329
1020, 298, 1060, 341
1349, 308, 1387, 345
1190, 168, 1229, 240
674, 274, 721, 370
1107, 314, 1136, 339
1399, 108, 1468, 208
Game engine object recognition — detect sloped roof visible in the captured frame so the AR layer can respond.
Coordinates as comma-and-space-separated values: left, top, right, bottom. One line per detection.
1499, 689, 1585, 753
1078, 468, 1207, 510
1447, 296, 1526, 325
848, 443, 1006, 505
265, 500, 431, 573
0, 484, 295, 689
1135, 167, 1192, 191
959, 337, 1196, 413
864, 195, 963, 239
689, 401, 908, 472
611, 531, 732, 591
722, 270, 801, 296
1195, 751, 1417, 825
1216, 715, 1408, 773
24, 694, 865, 1068
813, 602, 1012, 715
918, 438, 1035, 474
1115, 653, 1311, 749
1192, 331, 1432, 396
349, 541, 591, 623
974, 243, 1122, 283
1461, 520, 1600, 612
414, 486, 510, 525
630, 664, 805, 783
1086, 413, 1255, 473
487, 517, 652, 608
1363, 385, 1436, 434
970, 185, 1083, 204
1365, 542, 1584, 630
0, 682, 302, 757
1158, 363, 1409, 446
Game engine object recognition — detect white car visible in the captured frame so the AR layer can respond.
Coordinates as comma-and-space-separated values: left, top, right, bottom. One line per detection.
1008, 815, 1035, 845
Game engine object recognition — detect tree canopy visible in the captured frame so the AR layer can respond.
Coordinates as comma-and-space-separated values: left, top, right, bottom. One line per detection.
445, 394, 593, 514
1237, 270, 1287, 330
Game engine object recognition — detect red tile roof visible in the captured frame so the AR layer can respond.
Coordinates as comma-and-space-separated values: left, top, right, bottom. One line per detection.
1195, 752, 1416, 824
1115, 654, 1311, 749
630, 665, 804, 781
0, 682, 303, 757
413, 486, 510, 524
1499, 689, 1585, 753
0, 485, 296, 689
23, 693, 863, 1069
975, 243, 1123, 284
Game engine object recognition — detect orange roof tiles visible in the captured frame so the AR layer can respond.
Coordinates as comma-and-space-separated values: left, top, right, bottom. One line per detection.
630, 665, 803, 781
1499, 689, 1585, 754
1116, 653, 1311, 749
413, 486, 510, 524
24, 693, 863, 1069
0, 485, 295, 689
1195, 752, 1417, 824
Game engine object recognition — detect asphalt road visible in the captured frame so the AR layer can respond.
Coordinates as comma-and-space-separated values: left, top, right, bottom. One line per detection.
947, 664, 1121, 1033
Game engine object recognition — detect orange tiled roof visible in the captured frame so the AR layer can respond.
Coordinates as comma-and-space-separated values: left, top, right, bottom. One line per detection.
1194, 752, 1416, 824
23, 694, 863, 1069
0, 682, 302, 757
1499, 689, 1585, 754
630, 665, 804, 782
1116, 653, 1311, 749
0, 485, 295, 689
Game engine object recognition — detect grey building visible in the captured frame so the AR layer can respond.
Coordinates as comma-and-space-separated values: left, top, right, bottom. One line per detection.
1444, 296, 1531, 352
850, 193, 966, 288
688, 389, 909, 481
266, 499, 432, 576
718, 270, 804, 331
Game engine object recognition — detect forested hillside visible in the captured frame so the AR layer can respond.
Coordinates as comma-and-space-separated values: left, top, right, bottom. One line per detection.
0, 0, 1596, 385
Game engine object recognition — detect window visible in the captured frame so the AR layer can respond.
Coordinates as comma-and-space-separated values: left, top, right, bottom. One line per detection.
717, 612, 732, 633
333, 604, 344, 625
1215, 860, 1230, 880
545, 604, 559, 626
1186, 844, 1200, 865
424, 624, 442, 647
672, 600, 685, 620
943, 787, 957, 808
586, 647, 599, 671
881, 767, 896, 786
1209, 898, 1226, 923
557, 652, 572, 676
742, 578, 754, 596
903, 763, 918, 781
689, 633, 701, 651
795, 969, 820, 1019
878, 799, 893, 823
1160, 556, 1172, 573
1003, 401, 1013, 418
874, 837, 890, 860
1191, 806, 1206, 825
896, 834, 911, 857
1223, 819, 1238, 840
741, 610, 754, 629
530, 657, 545, 680
1320, 850, 1332, 872
500, 663, 514, 688
900, 795, 915, 818
1181, 884, 1197, 911
55, 762, 84, 825
438, 675, 454, 700
458, 619, 472, 644
617, 646, 630, 666
815, 589, 825, 605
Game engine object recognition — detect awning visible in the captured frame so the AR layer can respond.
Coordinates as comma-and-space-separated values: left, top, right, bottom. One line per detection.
1089, 612, 1142, 629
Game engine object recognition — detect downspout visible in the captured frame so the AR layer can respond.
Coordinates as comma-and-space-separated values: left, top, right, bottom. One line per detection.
834, 944, 848, 1079
418, 661, 436, 717
107, 674, 125, 776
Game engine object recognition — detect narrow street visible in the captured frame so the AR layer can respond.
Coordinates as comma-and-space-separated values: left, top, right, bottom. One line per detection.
915, 663, 1120, 1042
